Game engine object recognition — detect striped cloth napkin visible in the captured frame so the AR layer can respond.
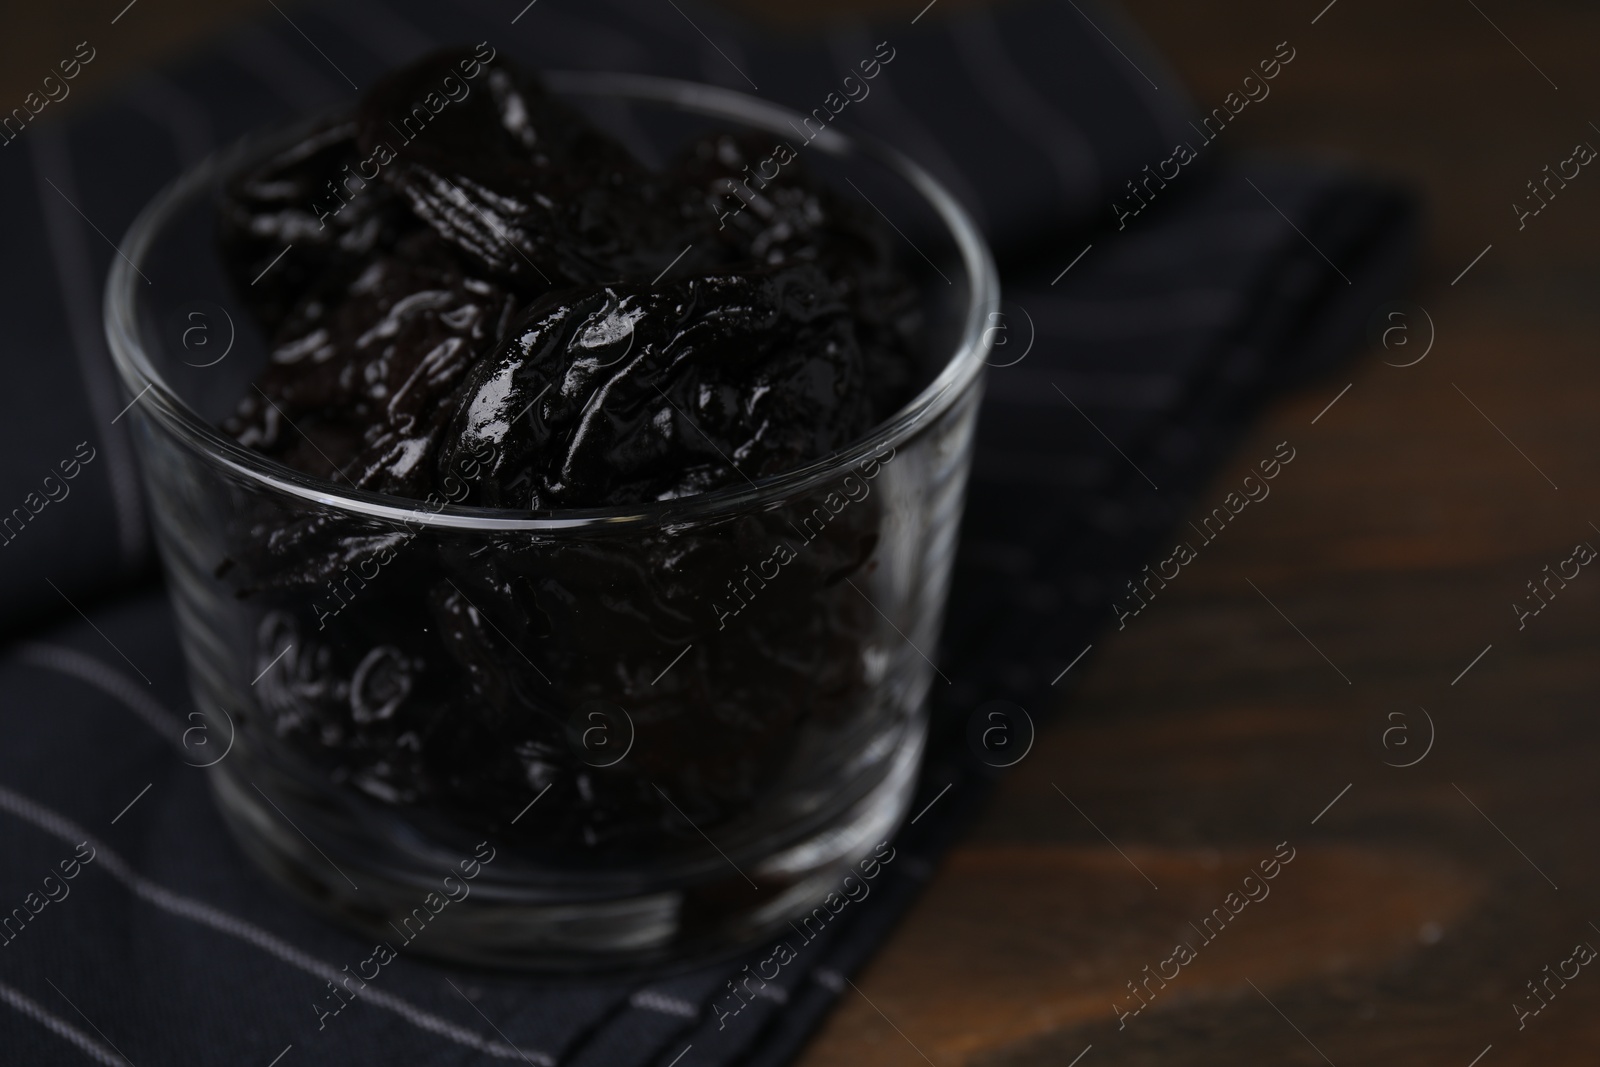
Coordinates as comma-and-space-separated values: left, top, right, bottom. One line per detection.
0, 0, 1414, 1063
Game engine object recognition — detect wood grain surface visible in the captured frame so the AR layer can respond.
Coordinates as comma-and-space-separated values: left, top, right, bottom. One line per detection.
5, 2, 1597, 1064
798, 3, 1600, 1064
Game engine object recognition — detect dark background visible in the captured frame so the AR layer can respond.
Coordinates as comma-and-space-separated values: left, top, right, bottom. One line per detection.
8, 1, 1599, 1064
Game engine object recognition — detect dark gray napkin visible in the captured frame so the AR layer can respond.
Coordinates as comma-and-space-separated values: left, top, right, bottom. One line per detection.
0, 0, 1415, 1063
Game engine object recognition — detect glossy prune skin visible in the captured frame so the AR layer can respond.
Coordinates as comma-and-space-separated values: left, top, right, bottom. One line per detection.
225, 228, 518, 499
675, 132, 923, 417
216, 48, 924, 862
436, 265, 872, 510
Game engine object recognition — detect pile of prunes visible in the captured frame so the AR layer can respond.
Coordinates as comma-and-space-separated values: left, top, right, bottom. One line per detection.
216, 46, 924, 863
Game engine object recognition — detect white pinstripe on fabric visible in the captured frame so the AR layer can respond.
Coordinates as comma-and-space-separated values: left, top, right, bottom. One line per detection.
0, 980, 126, 1067
14, 643, 185, 748
0, 782, 542, 1061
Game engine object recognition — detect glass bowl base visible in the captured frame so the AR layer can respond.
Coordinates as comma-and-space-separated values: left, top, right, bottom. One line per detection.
208, 725, 924, 973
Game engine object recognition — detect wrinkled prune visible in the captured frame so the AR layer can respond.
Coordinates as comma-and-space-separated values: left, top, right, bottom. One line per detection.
218, 115, 411, 335
435, 265, 872, 510
675, 132, 923, 415
225, 228, 518, 499
354, 46, 721, 290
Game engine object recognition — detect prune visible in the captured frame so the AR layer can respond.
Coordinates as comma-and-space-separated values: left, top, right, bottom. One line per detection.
354, 46, 722, 290
225, 228, 518, 499
216, 47, 925, 862
217, 115, 411, 335
675, 131, 923, 415
435, 265, 872, 510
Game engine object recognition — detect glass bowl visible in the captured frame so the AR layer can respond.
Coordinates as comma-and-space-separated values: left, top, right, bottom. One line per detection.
104, 69, 997, 970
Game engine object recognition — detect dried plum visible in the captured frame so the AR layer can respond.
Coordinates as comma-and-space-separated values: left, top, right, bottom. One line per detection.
225, 228, 518, 501
676, 131, 923, 413
217, 115, 411, 335
354, 45, 718, 290
435, 265, 872, 509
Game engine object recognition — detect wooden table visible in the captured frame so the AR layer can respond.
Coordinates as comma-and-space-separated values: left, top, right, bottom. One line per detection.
797, 1, 1600, 1063
8, 1, 1598, 1063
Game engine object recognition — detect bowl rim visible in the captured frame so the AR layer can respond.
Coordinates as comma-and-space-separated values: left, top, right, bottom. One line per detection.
103, 69, 999, 532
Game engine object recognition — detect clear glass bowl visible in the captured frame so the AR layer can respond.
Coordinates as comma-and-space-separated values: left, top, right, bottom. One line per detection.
104, 70, 997, 970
